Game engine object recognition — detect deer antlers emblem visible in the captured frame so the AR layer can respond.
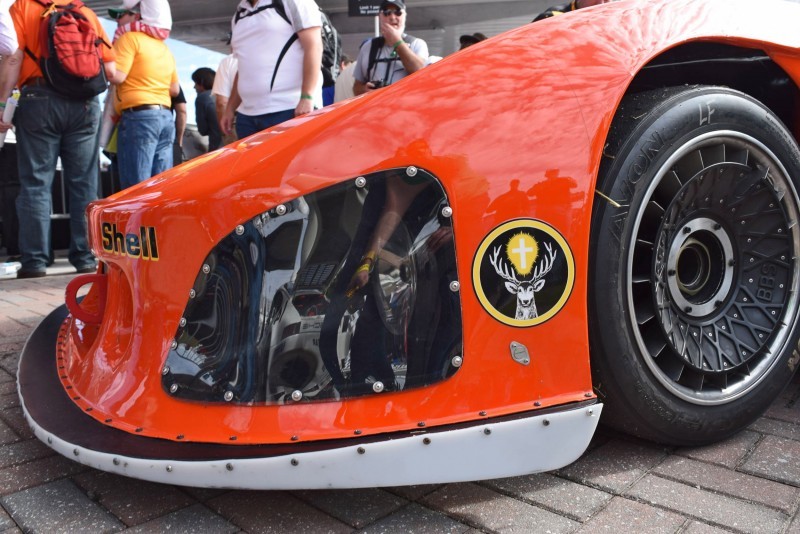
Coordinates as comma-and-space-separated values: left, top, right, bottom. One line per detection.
490, 236, 557, 320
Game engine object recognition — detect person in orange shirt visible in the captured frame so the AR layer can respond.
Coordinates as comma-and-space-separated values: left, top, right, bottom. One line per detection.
0, 0, 116, 278
107, 5, 179, 189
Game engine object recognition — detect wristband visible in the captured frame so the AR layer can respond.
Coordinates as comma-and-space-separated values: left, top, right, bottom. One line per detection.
392, 40, 403, 51
355, 263, 371, 275
300, 93, 313, 100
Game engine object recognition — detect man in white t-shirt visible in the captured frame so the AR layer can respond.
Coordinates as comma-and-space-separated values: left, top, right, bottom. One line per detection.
220, 0, 322, 139
212, 52, 238, 145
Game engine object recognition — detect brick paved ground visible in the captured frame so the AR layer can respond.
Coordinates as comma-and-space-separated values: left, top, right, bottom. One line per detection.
1, 270, 800, 533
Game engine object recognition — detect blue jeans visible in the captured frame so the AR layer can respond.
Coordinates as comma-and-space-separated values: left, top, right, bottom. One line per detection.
14, 86, 100, 272
117, 108, 174, 190
235, 109, 295, 139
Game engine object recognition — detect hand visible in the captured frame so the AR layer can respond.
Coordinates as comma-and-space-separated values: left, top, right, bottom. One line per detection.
0, 120, 11, 133
220, 108, 235, 137
346, 268, 370, 298
295, 97, 313, 117
364, 82, 381, 92
380, 19, 402, 47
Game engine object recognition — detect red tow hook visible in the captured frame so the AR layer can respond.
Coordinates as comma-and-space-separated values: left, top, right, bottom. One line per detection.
65, 273, 108, 325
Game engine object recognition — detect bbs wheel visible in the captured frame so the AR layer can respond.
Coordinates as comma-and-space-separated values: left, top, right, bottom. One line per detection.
590, 86, 800, 445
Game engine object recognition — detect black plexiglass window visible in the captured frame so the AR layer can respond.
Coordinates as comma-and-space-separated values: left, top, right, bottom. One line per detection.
162, 168, 463, 404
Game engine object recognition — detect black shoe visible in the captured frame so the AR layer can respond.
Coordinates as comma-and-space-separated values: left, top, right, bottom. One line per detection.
17, 269, 46, 279
75, 265, 97, 274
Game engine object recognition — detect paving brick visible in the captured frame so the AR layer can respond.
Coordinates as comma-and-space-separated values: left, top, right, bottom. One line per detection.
741, 435, 800, 486
0, 408, 33, 441
180, 486, 230, 502
294, 488, 407, 528
0, 392, 18, 411
0, 479, 123, 533
0, 419, 19, 446
359, 503, 471, 534
0, 455, 86, 496
786, 511, 800, 534
573, 496, 685, 534
750, 417, 800, 442
384, 484, 442, 501
0, 439, 53, 469
72, 471, 195, 526
422, 482, 578, 533
652, 456, 799, 515
0, 356, 19, 378
209, 490, 352, 533
124, 503, 238, 534
0, 504, 15, 531
483, 472, 612, 521
626, 474, 787, 532
557, 439, 668, 494
682, 521, 736, 533
677, 430, 760, 469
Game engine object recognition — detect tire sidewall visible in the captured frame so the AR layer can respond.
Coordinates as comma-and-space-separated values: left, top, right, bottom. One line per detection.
591, 87, 800, 444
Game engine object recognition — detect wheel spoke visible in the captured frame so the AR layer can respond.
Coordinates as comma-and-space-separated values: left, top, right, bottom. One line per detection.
631, 133, 800, 404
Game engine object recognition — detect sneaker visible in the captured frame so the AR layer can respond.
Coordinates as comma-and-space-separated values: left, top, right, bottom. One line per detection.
75, 265, 97, 274
17, 269, 46, 279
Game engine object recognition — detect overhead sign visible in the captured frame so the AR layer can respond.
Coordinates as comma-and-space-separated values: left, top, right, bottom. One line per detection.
349, 0, 381, 16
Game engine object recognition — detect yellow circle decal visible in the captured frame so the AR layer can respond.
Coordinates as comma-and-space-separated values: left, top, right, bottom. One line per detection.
472, 219, 575, 327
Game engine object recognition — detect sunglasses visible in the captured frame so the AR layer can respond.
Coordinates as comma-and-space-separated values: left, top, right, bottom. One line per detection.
380, 9, 403, 16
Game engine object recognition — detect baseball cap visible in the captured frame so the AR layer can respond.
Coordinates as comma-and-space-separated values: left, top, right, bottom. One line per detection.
108, 3, 140, 19
380, 0, 406, 10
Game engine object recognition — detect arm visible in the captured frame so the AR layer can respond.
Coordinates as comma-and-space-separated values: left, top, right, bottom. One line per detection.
353, 79, 369, 96
214, 95, 229, 124
381, 22, 425, 75
347, 175, 429, 295
220, 73, 241, 136
0, 48, 21, 134
295, 26, 322, 116
173, 102, 186, 146
108, 67, 127, 85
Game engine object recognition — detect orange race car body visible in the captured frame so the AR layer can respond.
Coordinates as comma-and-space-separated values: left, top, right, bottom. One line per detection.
18, 0, 800, 488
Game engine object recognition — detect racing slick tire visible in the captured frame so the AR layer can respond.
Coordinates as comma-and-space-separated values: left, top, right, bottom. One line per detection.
590, 86, 800, 446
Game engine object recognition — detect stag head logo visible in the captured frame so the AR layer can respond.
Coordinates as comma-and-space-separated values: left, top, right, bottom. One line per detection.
490, 233, 557, 320
473, 219, 574, 327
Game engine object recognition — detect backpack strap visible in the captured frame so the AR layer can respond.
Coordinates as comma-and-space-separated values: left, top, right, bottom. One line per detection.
366, 37, 384, 80
234, 1, 290, 25
269, 33, 298, 91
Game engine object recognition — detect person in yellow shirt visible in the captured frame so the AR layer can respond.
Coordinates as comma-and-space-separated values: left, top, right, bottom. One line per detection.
108, 5, 179, 189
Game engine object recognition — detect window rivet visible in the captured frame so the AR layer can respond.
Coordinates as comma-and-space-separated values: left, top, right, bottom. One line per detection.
372, 381, 384, 393
291, 390, 303, 402
275, 204, 287, 216
355, 176, 367, 188
451, 356, 463, 368
235, 225, 244, 235
441, 206, 453, 218
406, 166, 418, 177
449, 281, 460, 292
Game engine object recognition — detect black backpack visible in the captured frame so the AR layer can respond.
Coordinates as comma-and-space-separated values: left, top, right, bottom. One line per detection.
24, 0, 109, 100
233, 1, 342, 89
